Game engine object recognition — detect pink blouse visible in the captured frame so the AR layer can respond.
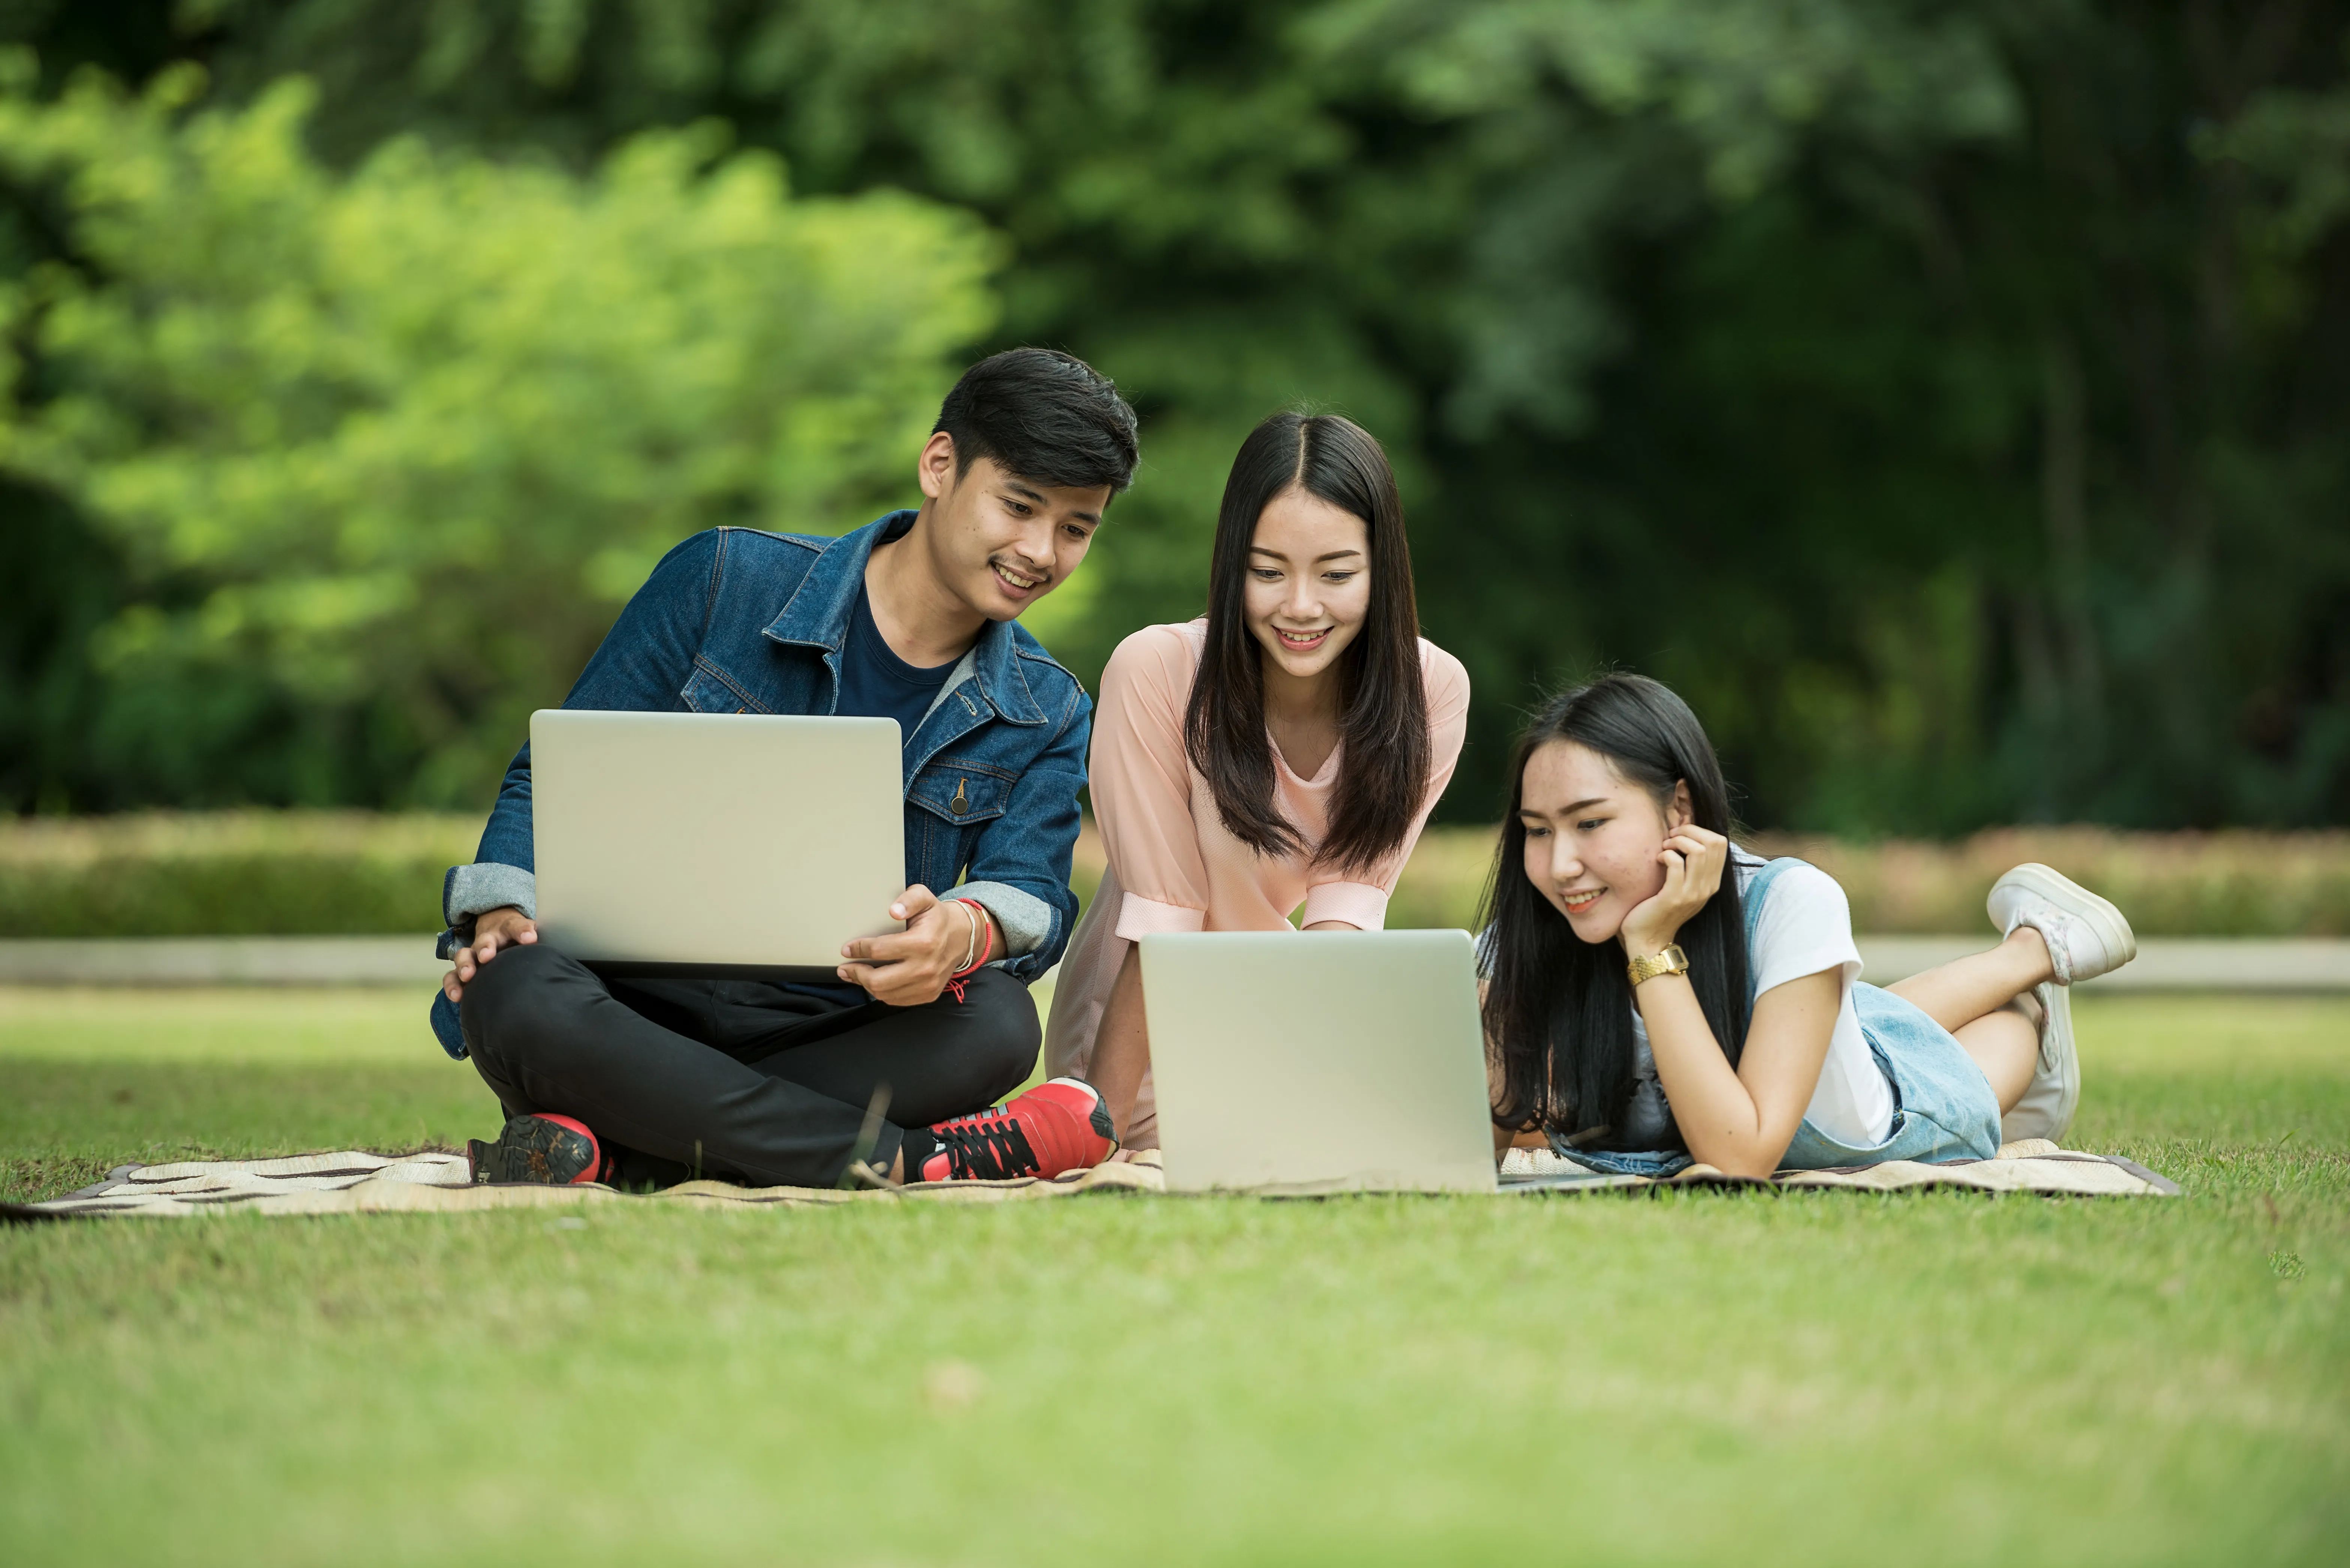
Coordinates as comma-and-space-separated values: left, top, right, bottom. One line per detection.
1043, 618, 1471, 1147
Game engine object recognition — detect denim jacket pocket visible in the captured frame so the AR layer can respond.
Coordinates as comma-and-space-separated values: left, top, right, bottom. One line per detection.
907, 760, 1011, 826
681, 659, 770, 715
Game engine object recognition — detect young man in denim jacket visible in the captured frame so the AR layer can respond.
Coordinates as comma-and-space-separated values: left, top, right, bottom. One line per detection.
434, 350, 1135, 1190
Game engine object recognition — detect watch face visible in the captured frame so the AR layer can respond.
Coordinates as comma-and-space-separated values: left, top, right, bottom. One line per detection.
1629, 947, 1687, 983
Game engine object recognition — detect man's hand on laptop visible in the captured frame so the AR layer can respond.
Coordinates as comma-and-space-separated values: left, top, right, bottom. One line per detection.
441, 905, 537, 1004
837, 885, 1000, 1006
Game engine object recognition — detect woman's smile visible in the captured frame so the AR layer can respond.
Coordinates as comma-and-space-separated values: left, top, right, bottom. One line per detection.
1275, 626, 1331, 651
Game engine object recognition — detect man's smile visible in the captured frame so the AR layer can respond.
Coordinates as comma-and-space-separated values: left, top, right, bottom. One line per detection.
991, 559, 1047, 595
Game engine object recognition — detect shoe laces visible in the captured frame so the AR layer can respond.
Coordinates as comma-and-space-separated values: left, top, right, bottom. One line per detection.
932, 1108, 1041, 1180
2036, 912, 2078, 984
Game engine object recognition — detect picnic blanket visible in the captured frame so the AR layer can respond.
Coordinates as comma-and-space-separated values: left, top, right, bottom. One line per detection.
6, 1138, 2174, 1219
8, 1149, 1169, 1219
1499, 1138, 2180, 1196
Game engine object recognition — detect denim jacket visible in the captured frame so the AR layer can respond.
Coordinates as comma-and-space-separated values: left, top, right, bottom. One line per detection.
427, 511, 1091, 1059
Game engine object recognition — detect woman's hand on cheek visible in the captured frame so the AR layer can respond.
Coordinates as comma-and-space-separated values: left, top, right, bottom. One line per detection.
1618, 825, 1729, 955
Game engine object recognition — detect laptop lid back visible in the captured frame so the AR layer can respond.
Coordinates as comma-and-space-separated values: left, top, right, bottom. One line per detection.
531, 709, 903, 974
1139, 929, 1499, 1195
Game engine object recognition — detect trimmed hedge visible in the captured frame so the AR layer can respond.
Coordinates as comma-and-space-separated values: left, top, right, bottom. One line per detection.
1384, 826, 2350, 937
5, 813, 2346, 938
0, 813, 477, 936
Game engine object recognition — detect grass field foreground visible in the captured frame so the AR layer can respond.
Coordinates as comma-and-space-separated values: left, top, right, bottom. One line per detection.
1, 986, 2346, 1565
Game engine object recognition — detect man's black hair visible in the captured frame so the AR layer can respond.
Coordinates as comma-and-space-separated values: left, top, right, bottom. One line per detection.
933, 348, 1140, 496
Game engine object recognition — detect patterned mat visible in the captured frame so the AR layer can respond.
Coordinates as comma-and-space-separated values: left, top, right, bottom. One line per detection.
5, 1138, 2175, 1219
1501, 1138, 2180, 1196
9, 1148, 1168, 1218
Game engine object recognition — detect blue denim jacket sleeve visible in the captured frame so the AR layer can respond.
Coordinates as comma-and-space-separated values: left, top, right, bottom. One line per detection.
439, 530, 720, 936
951, 671, 1090, 984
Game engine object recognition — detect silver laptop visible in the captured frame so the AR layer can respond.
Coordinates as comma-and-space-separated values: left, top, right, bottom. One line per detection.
530, 709, 903, 977
1139, 929, 1504, 1195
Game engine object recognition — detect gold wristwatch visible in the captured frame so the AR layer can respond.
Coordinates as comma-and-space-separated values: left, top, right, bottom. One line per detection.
1626, 944, 1690, 986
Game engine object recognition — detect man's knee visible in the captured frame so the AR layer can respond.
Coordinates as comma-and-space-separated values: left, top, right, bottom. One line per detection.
961, 969, 1042, 1095
458, 941, 595, 1061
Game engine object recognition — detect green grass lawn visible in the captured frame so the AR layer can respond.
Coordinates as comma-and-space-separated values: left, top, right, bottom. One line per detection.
2, 986, 2345, 1565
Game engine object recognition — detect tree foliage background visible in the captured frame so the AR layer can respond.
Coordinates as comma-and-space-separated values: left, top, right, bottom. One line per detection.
2, 0, 2346, 834
0, 61, 996, 805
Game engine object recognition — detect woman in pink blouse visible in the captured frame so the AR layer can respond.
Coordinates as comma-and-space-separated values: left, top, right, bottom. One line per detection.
1044, 412, 1471, 1148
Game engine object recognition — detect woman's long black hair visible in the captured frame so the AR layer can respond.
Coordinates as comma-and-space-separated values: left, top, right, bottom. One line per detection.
1184, 411, 1431, 872
1479, 674, 1749, 1145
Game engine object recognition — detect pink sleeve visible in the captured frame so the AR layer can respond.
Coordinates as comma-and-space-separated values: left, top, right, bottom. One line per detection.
1301, 643, 1471, 930
1090, 627, 1213, 941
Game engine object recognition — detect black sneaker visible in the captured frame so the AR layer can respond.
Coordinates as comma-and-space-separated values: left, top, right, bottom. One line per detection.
467, 1113, 608, 1186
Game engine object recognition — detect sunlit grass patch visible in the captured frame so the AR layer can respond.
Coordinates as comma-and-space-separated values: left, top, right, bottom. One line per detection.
0, 987, 470, 1202
1, 988, 2344, 1564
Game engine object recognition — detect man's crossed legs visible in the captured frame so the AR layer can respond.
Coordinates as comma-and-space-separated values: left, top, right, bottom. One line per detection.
459, 943, 1111, 1188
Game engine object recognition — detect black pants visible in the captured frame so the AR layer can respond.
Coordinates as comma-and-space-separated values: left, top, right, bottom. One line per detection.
459, 942, 1038, 1188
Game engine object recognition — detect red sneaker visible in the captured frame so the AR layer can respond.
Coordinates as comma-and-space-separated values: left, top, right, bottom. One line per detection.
468, 1112, 608, 1186
920, 1078, 1116, 1181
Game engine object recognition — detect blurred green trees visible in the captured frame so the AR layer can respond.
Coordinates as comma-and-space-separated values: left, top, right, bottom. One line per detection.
0, 56, 996, 803
2, 1, 2346, 831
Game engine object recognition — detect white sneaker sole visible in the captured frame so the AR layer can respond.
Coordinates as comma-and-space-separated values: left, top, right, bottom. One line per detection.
2001, 980, 2079, 1145
1990, 862, 2138, 983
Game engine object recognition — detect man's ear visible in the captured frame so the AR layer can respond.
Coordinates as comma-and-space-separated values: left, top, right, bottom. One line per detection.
915, 431, 957, 503
1668, 780, 1695, 830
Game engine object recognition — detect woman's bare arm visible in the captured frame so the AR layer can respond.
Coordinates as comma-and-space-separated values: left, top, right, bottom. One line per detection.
1616, 824, 1839, 1177
1634, 966, 1840, 1177
1088, 943, 1153, 1142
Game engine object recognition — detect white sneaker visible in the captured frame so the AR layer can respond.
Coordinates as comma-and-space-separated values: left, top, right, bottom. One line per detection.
1986, 863, 2137, 985
1985, 864, 2130, 1146
2000, 981, 2078, 1145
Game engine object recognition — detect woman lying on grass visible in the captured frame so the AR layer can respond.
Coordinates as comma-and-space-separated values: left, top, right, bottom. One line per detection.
1483, 674, 2138, 1178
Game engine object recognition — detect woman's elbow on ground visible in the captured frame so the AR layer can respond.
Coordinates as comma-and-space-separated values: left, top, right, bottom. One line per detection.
1675, 1106, 1801, 1178
1710, 1132, 1798, 1181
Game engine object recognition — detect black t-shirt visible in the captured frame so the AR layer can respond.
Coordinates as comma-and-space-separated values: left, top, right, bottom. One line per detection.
783, 583, 961, 1008
838, 582, 958, 742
